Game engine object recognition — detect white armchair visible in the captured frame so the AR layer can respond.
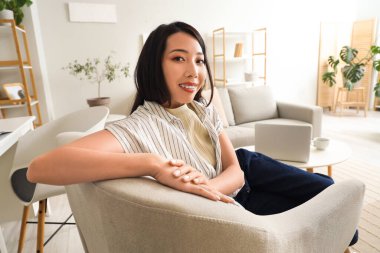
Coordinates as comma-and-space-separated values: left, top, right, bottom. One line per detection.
9, 106, 109, 253
66, 177, 364, 253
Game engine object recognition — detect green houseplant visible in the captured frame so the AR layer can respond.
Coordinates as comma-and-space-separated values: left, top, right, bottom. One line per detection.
0, 0, 33, 25
63, 53, 130, 107
322, 45, 380, 96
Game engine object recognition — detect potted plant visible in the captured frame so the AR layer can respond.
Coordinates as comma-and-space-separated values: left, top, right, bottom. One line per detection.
0, 0, 33, 25
63, 53, 130, 107
322, 45, 380, 97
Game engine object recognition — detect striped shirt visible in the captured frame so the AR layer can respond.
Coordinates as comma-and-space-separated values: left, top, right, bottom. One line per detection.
106, 100, 224, 178
165, 103, 216, 168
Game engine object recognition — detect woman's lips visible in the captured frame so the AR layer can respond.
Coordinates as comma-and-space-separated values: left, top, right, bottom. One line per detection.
179, 83, 197, 92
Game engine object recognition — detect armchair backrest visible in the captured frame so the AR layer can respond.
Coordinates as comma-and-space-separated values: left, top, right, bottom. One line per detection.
66, 177, 365, 253
9, 106, 109, 205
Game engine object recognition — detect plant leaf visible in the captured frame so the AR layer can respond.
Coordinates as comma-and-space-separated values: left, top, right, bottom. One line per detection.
371, 45, 380, 54
345, 80, 354, 91
374, 60, 380, 71
327, 56, 339, 71
342, 64, 365, 84
322, 72, 336, 87
374, 82, 380, 97
340, 46, 357, 64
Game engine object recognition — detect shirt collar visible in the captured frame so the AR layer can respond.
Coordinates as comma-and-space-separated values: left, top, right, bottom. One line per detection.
143, 100, 208, 123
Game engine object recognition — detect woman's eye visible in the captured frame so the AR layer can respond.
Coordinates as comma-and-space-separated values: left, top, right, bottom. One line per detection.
197, 59, 205, 65
173, 56, 185, 62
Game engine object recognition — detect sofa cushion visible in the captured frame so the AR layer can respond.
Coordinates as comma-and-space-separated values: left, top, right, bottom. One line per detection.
216, 88, 236, 126
228, 86, 278, 124
224, 126, 255, 148
202, 88, 229, 128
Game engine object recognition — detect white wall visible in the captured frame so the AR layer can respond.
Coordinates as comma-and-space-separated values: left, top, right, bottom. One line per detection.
28, 0, 365, 118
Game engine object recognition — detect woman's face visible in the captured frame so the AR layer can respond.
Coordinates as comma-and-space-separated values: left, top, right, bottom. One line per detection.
162, 32, 207, 108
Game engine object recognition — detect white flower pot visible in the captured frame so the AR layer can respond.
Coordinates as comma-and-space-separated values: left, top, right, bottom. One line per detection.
0, 10, 14, 26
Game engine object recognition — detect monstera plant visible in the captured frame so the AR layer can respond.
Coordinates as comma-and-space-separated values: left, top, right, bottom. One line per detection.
322, 45, 380, 96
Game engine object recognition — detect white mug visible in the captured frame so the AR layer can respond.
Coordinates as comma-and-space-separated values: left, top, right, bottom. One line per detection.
313, 137, 330, 150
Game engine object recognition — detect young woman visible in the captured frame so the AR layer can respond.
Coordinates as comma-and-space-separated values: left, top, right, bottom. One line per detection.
27, 21, 357, 245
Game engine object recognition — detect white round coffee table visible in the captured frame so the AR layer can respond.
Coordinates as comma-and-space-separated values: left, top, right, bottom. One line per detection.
243, 139, 351, 176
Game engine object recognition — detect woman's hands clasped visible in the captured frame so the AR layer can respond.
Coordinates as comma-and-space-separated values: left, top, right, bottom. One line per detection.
150, 155, 234, 204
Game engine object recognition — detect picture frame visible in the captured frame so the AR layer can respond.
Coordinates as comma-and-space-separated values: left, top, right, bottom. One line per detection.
2, 83, 26, 103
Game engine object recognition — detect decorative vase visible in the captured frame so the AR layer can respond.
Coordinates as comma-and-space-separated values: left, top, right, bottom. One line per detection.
0, 10, 14, 26
234, 43, 243, 57
86, 97, 111, 107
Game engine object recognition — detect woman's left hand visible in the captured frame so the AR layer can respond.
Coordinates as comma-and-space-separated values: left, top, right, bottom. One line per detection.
169, 159, 235, 204
169, 159, 209, 184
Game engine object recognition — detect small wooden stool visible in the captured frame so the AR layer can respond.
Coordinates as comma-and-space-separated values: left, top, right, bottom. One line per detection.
334, 87, 367, 117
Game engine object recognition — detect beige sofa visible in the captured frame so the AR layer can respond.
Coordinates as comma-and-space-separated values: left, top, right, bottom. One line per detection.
206, 86, 323, 148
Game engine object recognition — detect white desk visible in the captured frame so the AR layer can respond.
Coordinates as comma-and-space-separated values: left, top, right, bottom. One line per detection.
244, 140, 351, 176
0, 117, 35, 155
0, 116, 35, 253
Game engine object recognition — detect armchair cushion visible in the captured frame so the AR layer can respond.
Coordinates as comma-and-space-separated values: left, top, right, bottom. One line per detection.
228, 86, 278, 124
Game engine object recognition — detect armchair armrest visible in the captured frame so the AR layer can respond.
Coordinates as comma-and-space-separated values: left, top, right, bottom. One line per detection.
277, 101, 323, 137
56, 131, 88, 146
66, 177, 364, 253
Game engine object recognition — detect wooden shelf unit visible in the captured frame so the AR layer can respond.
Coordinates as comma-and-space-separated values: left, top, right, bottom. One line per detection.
0, 19, 42, 126
212, 28, 227, 87
212, 27, 267, 88
252, 28, 267, 85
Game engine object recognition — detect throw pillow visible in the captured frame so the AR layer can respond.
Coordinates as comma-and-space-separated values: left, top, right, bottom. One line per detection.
228, 86, 278, 124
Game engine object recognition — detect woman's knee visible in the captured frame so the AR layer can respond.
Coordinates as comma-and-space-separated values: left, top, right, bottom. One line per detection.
235, 148, 260, 160
315, 173, 334, 186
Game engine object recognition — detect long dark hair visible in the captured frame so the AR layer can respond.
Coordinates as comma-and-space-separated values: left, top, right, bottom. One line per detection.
131, 21, 214, 113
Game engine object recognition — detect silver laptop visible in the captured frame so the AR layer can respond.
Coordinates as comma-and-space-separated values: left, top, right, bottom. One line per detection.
255, 123, 312, 162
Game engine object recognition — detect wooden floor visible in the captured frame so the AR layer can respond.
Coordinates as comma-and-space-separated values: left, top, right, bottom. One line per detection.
1, 109, 380, 253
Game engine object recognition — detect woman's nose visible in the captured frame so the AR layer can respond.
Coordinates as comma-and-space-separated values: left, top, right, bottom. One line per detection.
185, 62, 198, 78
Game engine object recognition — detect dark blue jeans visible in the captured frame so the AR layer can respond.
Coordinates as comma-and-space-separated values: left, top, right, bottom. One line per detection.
234, 148, 358, 246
